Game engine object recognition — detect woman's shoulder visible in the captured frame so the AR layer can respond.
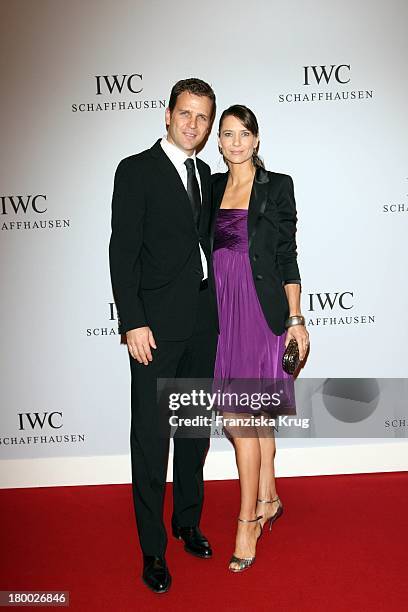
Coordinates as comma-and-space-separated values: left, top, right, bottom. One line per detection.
257, 169, 294, 195
261, 168, 293, 183
211, 171, 228, 185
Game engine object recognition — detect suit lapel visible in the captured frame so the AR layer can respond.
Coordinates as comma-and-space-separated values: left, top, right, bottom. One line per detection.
197, 160, 210, 237
247, 167, 269, 250
197, 160, 209, 208
149, 140, 197, 234
210, 173, 228, 251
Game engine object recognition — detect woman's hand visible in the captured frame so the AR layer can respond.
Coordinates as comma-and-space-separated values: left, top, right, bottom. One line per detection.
285, 324, 309, 361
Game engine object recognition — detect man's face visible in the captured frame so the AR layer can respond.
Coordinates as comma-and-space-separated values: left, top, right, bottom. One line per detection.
165, 91, 213, 155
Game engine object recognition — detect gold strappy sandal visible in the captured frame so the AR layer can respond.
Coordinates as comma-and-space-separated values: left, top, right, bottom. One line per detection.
257, 496, 284, 531
228, 515, 263, 573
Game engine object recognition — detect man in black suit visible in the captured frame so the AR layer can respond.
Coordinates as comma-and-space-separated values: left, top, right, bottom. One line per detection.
109, 78, 218, 593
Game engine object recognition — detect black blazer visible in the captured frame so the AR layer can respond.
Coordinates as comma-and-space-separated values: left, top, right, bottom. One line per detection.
109, 139, 217, 340
210, 167, 301, 336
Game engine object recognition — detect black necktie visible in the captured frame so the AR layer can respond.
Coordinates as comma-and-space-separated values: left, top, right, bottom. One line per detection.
184, 158, 201, 228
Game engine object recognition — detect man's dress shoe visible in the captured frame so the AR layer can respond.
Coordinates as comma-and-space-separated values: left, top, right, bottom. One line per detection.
142, 555, 171, 593
172, 525, 212, 559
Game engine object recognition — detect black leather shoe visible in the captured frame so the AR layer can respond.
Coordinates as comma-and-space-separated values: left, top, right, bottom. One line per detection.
142, 555, 171, 593
172, 525, 213, 559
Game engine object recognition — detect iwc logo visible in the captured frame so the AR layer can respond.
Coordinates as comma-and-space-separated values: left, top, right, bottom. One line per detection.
1, 194, 70, 232
307, 291, 375, 326
85, 302, 121, 337
278, 64, 374, 104
382, 177, 408, 214
0, 412, 86, 448
72, 73, 166, 113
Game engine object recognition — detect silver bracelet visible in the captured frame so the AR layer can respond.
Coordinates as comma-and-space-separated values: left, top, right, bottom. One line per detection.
285, 315, 305, 329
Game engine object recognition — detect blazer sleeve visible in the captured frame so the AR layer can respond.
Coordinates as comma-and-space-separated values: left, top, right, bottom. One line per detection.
276, 175, 301, 285
109, 157, 147, 334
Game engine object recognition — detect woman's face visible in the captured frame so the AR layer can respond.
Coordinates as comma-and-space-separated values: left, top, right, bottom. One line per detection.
218, 114, 259, 166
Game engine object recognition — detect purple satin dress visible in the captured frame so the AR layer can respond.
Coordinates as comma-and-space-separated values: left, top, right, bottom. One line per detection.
213, 209, 295, 414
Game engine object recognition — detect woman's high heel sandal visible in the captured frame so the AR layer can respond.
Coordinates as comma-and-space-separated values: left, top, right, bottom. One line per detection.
257, 496, 284, 531
228, 515, 263, 573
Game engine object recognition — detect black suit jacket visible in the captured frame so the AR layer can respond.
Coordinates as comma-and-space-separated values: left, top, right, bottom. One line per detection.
109, 139, 217, 340
210, 167, 301, 336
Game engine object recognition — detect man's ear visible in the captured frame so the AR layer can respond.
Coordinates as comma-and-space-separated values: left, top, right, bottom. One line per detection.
165, 107, 171, 127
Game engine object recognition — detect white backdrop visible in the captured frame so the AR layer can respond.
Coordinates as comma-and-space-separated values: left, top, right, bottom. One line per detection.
1, 0, 407, 486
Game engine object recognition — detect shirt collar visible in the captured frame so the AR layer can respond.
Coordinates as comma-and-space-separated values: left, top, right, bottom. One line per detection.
160, 136, 197, 168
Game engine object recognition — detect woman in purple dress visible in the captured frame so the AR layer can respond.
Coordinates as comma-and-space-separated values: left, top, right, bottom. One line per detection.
210, 105, 309, 572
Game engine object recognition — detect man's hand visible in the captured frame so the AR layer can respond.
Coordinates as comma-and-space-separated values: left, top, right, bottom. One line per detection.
126, 326, 157, 365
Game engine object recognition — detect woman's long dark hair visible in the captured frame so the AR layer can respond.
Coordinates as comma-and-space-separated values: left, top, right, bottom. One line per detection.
218, 104, 264, 169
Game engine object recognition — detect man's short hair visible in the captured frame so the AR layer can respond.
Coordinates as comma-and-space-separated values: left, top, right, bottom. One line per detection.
168, 78, 216, 120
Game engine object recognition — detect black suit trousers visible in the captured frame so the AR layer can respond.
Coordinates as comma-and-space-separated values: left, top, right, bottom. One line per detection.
129, 287, 217, 556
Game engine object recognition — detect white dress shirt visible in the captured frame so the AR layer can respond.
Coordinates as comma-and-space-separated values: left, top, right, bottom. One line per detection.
160, 137, 208, 279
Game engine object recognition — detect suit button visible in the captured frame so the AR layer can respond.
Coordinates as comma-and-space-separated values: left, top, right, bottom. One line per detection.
252, 254, 259, 261
255, 274, 263, 280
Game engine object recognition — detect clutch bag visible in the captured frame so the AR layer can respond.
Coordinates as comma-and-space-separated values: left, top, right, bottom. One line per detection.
282, 338, 300, 375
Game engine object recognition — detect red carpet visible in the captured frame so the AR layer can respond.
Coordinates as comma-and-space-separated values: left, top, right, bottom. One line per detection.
1, 473, 407, 611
